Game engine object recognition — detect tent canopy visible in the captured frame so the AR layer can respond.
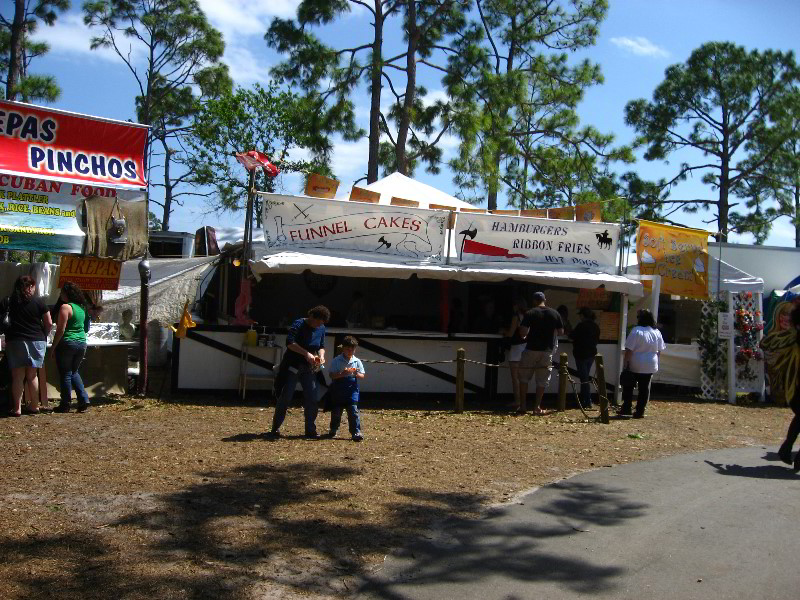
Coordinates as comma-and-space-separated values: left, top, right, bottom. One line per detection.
250, 248, 643, 296
356, 172, 475, 210
626, 252, 763, 294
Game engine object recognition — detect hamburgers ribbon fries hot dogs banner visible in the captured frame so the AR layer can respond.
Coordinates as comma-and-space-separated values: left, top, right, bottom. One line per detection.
260, 193, 448, 262
0, 100, 149, 189
452, 212, 620, 271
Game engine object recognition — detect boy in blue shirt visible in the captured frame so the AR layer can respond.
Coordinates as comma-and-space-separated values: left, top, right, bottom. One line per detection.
327, 336, 365, 441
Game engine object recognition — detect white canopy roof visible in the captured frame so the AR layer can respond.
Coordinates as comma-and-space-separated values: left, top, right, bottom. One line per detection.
250, 248, 644, 296
626, 253, 763, 294
355, 172, 475, 210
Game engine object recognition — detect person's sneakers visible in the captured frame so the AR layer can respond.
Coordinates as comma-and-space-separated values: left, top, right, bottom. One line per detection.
76, 403, 90, 413
304, 431, 320, 439
265, 430, 282, 440
778, 443, 793, 465
633, 413, 645, 419
54, 404, 70, 413
794, 452, 800, 474
326, 430, 338, 439
352, 433, 364, 442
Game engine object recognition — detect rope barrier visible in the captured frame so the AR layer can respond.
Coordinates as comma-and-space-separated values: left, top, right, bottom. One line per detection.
360, 358, 456, 365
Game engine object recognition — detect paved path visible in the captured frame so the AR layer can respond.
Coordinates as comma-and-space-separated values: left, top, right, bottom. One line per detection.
356, 446, 800, 600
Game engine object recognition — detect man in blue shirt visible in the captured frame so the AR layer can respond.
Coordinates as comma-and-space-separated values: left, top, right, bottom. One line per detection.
268, 305, 330, 439
327, 336, 366, 441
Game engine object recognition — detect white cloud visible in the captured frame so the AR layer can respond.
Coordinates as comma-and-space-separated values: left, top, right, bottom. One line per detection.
198, 0, 301, 39
332, 139, 370, 179
222, 46, 272, 85
610, 36, 669, 58
33, 13, 126, 63
421, 89, 450, 107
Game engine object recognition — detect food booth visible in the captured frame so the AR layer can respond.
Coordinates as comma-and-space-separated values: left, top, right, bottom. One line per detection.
172, 176, 643, 400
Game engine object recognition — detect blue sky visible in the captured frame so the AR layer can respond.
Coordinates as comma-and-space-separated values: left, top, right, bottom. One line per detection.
16, 0, 800, 246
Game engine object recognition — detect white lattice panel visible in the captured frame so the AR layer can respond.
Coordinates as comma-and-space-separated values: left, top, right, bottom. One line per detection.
700, 298, 726, 401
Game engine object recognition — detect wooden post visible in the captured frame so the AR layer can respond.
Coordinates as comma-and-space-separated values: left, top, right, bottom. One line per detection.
557, 353, 568, 411
595, 354, 609, 424
455, 348, 465, 413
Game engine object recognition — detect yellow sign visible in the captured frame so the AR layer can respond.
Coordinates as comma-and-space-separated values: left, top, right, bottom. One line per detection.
304, 173, 339, 199
58, 255, 122, 291
636, 220, 709, 299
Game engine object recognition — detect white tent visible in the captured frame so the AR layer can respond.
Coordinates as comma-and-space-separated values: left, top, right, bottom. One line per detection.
355, 172, 475, 210
625, 252, 764, 294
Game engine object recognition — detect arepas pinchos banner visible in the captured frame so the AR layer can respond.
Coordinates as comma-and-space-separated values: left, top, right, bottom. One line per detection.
260, 193, 448, 261
0, 100, 149, 189
452, 212, 620, 271
636, 220, 709, 299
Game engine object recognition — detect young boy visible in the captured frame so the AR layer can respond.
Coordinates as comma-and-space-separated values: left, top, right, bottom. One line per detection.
328, 336, 365, 441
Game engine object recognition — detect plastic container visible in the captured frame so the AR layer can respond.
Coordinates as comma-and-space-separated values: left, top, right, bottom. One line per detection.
245, 328, 257, 347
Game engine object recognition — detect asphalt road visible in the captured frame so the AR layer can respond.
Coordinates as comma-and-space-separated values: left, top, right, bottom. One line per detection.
356, 446, 800, 600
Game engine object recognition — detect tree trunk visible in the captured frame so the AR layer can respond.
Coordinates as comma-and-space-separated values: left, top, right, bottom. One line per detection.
6, 0, 26, 100
161, 138, 172, 231
795, 183, 799, 248
367, 1, 384, 184
487, 148, 500, 211
395, 1, 418, 175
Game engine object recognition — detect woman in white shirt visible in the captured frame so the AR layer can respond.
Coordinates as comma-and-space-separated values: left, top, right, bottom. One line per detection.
621, 309, 666, 418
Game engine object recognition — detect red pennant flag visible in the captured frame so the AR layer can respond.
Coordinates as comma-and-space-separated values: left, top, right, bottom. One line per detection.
463, 239, 526, 259
235, 150, 280, 177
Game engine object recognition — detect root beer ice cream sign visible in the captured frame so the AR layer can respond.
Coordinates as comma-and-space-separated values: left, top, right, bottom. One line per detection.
0, 100, 148, 189
260, 193, 448, 261
452, 212, 620, 272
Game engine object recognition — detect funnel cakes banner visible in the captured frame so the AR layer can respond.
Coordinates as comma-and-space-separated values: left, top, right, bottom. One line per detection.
636, 220, 709, 299
260, 193, 448, 261
452, 212, 620, 271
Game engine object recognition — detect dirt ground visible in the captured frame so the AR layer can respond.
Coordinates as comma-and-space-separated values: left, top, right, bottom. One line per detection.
0, 388, 791, 600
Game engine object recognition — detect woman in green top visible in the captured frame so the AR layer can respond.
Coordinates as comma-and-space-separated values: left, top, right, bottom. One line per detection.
52, 282, 91, 413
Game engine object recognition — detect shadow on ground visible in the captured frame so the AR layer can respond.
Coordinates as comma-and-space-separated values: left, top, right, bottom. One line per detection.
356, 480, 648, 599
0, 455, 652, 600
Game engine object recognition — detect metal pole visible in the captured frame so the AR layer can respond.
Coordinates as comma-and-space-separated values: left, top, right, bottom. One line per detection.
557, 353, 568, 411
615, 292, 628, 407
242, 169, 256, 282
455, 348, 465, 413
137, 255, 151, 395
595, 354, 609, 424
727, 290, 736, 404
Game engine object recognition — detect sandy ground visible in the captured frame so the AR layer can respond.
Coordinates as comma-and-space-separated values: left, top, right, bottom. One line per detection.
0, 392, 791, 599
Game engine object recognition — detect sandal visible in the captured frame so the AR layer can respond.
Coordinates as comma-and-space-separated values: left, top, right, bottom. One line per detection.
39, 406, 54, 414
21, 407, 40, 415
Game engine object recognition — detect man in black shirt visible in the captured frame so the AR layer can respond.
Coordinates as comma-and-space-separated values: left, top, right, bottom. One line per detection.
517, 292, 564, 414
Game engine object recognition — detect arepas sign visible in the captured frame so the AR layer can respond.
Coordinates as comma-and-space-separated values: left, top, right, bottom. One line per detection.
452, 212, 620, 271
260, 193, 448, 261
0, 99, 149, 189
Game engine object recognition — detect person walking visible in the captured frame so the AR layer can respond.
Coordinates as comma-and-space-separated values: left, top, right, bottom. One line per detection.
620, 309, 666, 418
52, 282, 92, 413
268, 305, 330, 439
517, 292, 564, 415
570, 308, 601, 409
1, 276, 52, 416
776, 305, 800, 472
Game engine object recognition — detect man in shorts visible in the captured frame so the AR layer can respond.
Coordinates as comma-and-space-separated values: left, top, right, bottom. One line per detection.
517, 292, 564, 415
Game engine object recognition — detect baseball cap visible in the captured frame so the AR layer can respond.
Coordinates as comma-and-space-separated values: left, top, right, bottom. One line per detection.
532, 291, 546, 304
